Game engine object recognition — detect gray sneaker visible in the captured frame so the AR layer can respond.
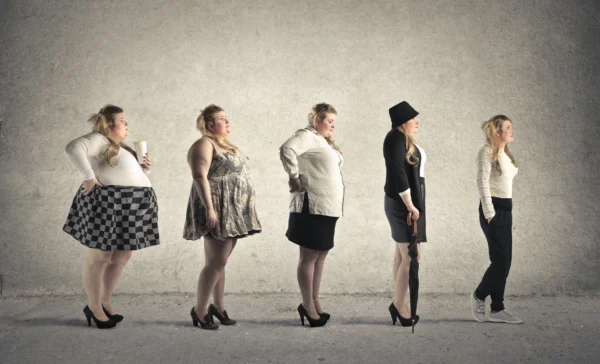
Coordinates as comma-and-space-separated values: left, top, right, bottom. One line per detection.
470, 293, 485, 322
488, 310, 523, 324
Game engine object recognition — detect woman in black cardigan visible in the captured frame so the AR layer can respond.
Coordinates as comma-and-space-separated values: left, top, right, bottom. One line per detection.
383, 101, 427, 327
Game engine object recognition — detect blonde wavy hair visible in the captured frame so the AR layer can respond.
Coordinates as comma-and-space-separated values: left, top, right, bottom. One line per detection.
482, 114, 518, 174
307, 102, 342, 154
88, 104, 136, 167
196, 104, 241, 155
397, 123, 419, 166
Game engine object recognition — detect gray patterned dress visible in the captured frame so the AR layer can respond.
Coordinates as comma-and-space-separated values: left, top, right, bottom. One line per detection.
183, 139, 262, 241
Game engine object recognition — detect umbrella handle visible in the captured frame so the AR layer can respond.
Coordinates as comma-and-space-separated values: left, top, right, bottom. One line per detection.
407, 212, 418, 233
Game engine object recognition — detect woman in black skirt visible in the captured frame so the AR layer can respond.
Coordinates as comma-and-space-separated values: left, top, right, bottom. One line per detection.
64, 105, 159, 329
471, 115, 521, 324
383, 101, 426, 327
279, 103, 344, 328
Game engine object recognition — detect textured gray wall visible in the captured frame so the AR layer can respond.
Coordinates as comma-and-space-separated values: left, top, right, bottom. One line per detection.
1, 0, 598, 296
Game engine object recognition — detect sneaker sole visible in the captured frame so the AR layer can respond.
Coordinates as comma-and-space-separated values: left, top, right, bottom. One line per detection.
488, 318, 523, 324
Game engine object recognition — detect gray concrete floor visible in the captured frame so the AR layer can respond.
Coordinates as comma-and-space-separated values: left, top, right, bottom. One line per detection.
1, 293, 598, 364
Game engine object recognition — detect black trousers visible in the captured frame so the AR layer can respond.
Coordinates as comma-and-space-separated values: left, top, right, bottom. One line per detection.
475, 197, 513, 312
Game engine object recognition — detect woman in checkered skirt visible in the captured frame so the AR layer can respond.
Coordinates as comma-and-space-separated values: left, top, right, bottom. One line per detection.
63, 105, 160, 329
184, 104, 262, 330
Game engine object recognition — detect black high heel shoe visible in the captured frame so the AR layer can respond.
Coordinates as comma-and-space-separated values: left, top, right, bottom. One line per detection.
83, 305, 117, 329
102, 305, 124, 322
318, 312, 331, 321
388, 302, 419, 328
190, 307, 219, 330
208, 304, 237, 325
297, 304, 327, 327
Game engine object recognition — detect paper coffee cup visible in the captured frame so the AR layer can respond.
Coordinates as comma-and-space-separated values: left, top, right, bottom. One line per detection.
133, 141, 147, 164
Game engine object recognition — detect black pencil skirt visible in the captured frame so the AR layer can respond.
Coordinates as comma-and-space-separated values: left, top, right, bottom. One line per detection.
384, 177, 427, 243
286, 193, 338, 251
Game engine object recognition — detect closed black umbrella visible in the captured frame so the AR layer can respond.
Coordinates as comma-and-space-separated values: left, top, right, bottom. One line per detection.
407, 212, 420, 333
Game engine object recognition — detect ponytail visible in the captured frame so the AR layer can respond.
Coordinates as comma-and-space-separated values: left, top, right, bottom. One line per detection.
87, 104, 134, 166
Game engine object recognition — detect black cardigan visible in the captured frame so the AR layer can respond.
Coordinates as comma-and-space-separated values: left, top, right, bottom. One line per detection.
383, 129, 424, 212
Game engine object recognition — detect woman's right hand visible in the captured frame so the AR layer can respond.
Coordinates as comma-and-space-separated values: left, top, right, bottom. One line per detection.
205, 208, 218, 230
81, 178, 103, 195
289, 177, 304, 193
408, 206, 420, 221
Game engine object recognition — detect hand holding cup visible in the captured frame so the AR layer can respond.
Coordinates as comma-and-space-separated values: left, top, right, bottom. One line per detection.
142, 153, 151, 170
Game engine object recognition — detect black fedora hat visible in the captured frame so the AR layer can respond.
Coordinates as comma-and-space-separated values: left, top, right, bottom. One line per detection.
389, 101, 419, 128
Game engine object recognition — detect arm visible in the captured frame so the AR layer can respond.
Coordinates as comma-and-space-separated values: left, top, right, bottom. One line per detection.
388, 135, 417, 210
65, 134, 98, 181
477, 147, 495, 220
279, 129, 313, 180
65, 133, 106, 195
190, 139, 215, 213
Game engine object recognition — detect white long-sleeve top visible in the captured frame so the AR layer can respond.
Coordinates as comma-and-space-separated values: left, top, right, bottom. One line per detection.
416, 145, 427, 178
279, 127, 344, 217
477, 145, 518, 219
65, 132, 152, 187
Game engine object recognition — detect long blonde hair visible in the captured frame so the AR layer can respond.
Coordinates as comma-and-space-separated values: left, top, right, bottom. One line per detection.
481, 114, 517, 174
88, 104, 136, 167
307, 102, 342, 154
196, 104, 241, 155
397, 125, 419, 166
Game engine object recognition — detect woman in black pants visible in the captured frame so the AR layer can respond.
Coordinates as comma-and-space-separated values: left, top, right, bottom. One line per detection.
471, 115, 522, 324
383, 101, 426, 327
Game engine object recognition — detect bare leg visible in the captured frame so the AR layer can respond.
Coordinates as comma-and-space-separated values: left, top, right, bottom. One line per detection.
393, 244, 402, 284
393, 243, 411, 318
392, 244, 411, 313
297, 246, 321, 319
82, 249, 113, 320
101, 250, 132, 314
312, 250, 329, 313
195, 236, 233, 321
211, 239, 237, 312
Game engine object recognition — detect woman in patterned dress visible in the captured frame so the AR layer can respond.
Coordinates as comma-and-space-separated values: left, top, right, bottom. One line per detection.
64, 104, 159, 329
184, 104, 262, 330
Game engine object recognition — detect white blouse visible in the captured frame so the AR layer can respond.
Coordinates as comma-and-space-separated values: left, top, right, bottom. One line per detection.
416, 144, 427, 178
65, 132, 152, 187
279, 127, 344, 217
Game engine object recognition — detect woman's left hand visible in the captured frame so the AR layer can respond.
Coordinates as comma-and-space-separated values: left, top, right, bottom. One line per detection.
142, 153, 151, 170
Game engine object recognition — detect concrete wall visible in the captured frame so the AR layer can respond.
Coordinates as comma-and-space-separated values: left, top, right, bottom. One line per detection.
1, 0, 598, 296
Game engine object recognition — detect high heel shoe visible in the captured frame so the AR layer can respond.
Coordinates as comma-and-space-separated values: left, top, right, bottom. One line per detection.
190, 307, 219, 330
297, 304, 327, 327
388, 302, 418, 328
83, 305, 117, 329
102, 305, 124, 322
208, 304, 237, 325
318, 312, 331, 321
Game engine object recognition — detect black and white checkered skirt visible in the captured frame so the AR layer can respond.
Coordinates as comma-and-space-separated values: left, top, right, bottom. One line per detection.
63, 185, 160, 251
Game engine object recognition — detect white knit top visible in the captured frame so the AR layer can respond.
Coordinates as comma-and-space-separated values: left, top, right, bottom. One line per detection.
65, 132, 151, 187
477, 145, 518, 219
